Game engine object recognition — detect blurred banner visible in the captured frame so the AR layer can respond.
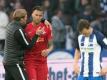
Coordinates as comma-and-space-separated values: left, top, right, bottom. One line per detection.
0, 50, 107, 80
47, 50, 107, 80
48, 59, 77, 80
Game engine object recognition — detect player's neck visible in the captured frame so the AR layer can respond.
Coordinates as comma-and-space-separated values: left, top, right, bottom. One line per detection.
32, 22, 41, 27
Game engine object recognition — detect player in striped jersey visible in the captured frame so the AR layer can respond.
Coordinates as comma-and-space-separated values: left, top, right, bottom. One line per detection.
73, 19, 107, 80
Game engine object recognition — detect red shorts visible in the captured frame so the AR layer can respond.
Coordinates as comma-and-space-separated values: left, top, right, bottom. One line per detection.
24, 62, 48, 80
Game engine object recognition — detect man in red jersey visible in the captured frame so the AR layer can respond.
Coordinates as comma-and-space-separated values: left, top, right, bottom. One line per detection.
24, 6, 53, 80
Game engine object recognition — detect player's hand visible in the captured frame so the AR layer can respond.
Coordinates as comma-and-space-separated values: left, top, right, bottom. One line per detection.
73, 63, 80, 75
44, 20, 51, 26
36, 27, 44, 35
41, 49, 49, 57
99, 68, 107, 75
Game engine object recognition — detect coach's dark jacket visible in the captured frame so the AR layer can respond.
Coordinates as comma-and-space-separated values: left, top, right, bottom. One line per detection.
3, 21, 38, 65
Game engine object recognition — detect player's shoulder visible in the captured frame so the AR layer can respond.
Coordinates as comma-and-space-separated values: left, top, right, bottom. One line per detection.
78, 34, 83, 39
93, 29, 103, 37
93, 29, 100, 34
41, 22, 52, 29
26, 22, 32, 28
27, 22, 32, 27
24, 22, 32, 31
93, 29, 105, 40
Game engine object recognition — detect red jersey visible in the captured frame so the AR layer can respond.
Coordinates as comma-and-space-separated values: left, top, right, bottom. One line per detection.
24, 22, 52, 63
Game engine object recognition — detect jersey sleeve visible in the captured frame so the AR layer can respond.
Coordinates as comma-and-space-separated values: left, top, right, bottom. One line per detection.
95, 30, 107, 49
73, 32, 80, 50
47, 25, 53, 40
14, 29, 38, 49
74, 38, 80, 50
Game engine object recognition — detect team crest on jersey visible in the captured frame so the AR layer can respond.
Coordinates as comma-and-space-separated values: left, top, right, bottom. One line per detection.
40, 26, 46, 35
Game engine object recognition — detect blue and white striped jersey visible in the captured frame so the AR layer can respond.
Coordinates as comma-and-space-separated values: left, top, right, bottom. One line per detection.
77, 30, 107, 77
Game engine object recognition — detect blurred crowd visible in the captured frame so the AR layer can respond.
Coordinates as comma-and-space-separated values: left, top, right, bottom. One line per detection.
0, 0, 107, 51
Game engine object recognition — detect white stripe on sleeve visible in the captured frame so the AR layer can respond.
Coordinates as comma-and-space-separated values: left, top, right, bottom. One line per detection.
19, 29, 29, 45
103, 38, 107, 45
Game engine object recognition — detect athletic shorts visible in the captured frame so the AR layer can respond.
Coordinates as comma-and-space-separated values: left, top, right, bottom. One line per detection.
24, 62, 48, 80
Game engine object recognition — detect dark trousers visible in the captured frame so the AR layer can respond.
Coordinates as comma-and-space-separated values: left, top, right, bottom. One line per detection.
3, 64, 28, 80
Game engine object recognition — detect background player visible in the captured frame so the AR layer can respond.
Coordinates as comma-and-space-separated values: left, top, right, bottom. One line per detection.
73, 19, 107, 80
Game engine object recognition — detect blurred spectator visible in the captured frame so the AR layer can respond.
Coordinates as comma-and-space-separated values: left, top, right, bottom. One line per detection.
71, 12, 80, 32
80, 5, 94, 22
0, 0, 9, 50
101, 14, 107, 37
5, 0, 23, 22
91, 0, 107, 14
81, 0, 89, 6
90, 13, 102, 32
100, 0, 107, 13
74, 0, 81, 12
5, 0, 17, 14
49, 0, 59, 13
21, 0, 43, 19
65, 25, 75, 50
43, 0, 50, 19
42, 0, 53, 22
51, 9, 66, 49
91, 0, 101, 14
60, 0, 76, 14
14, 0, 23, 9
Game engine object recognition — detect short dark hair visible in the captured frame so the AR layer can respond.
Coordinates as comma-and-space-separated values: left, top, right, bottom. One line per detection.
32, 6, 44, 13
77, 19, 90, 32
13, 9, 27, 21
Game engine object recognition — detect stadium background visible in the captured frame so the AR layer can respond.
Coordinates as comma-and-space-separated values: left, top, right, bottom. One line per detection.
0, 0, 107, 80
